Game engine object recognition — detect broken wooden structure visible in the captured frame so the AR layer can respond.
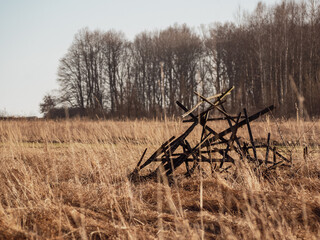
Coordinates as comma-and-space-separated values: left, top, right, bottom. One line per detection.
129, 87, 291, 182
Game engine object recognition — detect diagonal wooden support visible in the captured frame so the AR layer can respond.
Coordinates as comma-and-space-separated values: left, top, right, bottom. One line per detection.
220, 113, 241, 168
181, 141, 191, 175
181, 93, 223, 118
177, 101, 275, 161
220, 105, 244, 154
183, 140, 199, 175
139, 114, 199, 171
265, 133, 271, 166
136, 148, 148, 168
176, 101, 231, 148
243, 108, 257, 161
200, 112, 210, 141
183, 116, 245, 122
271, 147, 291, 163
181, 91, 231, 118
130, 85, 277, 181
139, 136, 175, 170
194, 91, 237, 123
202, 105, 274, 148
191, 86, 234, 120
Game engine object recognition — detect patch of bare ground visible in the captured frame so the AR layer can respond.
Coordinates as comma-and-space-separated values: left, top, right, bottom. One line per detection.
0, 119, 319, 239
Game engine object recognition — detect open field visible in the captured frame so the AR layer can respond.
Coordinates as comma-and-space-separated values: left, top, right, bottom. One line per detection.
0, 119, 319, 239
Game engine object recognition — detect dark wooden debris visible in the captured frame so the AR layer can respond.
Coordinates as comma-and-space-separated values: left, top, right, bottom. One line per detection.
129, 87, 291, 182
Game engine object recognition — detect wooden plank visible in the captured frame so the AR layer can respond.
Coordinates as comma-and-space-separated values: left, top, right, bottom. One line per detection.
176, 100, 232, 149
194, 91, 236, 123
146, 101, 274, 177
191, 86, 234, 119
136, 148, 147, 168
267, 160, 284, 171
202, 105, 274, 148
200, 112, 210, 141
184, 140, 200, 175
272, 148, 291, 163
140, 114, 199, 170
265, 133, 271, 166
183, 116, 245, 122
181, 141, 190, 175
243, 108, 257, 161
220, 113, 241, 168
181, 92, 228, 118
139, 136, 175, 170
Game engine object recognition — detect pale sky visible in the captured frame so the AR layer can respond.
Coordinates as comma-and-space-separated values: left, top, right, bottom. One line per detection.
0, 0, 280, 117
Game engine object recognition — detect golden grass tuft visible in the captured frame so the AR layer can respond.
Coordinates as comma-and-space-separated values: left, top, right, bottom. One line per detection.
0, 118, 319, 239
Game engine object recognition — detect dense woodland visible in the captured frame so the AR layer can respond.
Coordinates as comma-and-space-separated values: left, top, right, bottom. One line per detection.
41, 0, 320, 119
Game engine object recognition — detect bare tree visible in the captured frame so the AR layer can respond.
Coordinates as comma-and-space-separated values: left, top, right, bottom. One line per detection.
40, 94, 56, 117
52, 1, 320, 119
102, 30, 127, 116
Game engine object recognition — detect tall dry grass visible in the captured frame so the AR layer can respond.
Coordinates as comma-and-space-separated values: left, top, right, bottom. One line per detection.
0, 118, 319, 239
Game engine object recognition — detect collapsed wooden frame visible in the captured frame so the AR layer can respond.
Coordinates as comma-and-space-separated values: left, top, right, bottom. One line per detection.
129, 87, 291, 182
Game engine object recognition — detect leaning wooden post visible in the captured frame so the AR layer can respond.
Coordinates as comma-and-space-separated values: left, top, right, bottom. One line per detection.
243, 108, 257, 161
136, 148, 148, 168
265, 133, 271, 166
303, 146, 308, 161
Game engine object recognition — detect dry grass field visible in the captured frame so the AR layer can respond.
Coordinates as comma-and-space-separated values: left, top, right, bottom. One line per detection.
0, 118, 319, 239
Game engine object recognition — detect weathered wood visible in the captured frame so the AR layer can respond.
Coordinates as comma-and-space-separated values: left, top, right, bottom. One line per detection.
136, 148, 147, 168
200, 112, 210, 142
194, 91, 237, 123
176, 100, 237, 150
265, 133, 271, 166
184, 140, 200, 175
181, 141, 191, 175
157, 158, 234, 163
140, 115, 198, 171
181, 93, 224, 118
203, 105, 275, 147
183, 116, 245, 122
130, 84, 285, 181
177, 100, 219, 145
303, 146, 308, 161
181, 91, 230, 118
271, 148, 291, 163
243, 108, 257, 161
220, 113, 241, 168
192, 86, 234, 120
139, 136, 175, 170
267, 160, 284, 171
179, 105, 274, 168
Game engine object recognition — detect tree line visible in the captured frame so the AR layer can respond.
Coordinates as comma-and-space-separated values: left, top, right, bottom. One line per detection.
41, 0, 320, 119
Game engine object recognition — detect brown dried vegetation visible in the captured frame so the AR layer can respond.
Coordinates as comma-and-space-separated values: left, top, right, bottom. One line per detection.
0, 119, 319, 239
